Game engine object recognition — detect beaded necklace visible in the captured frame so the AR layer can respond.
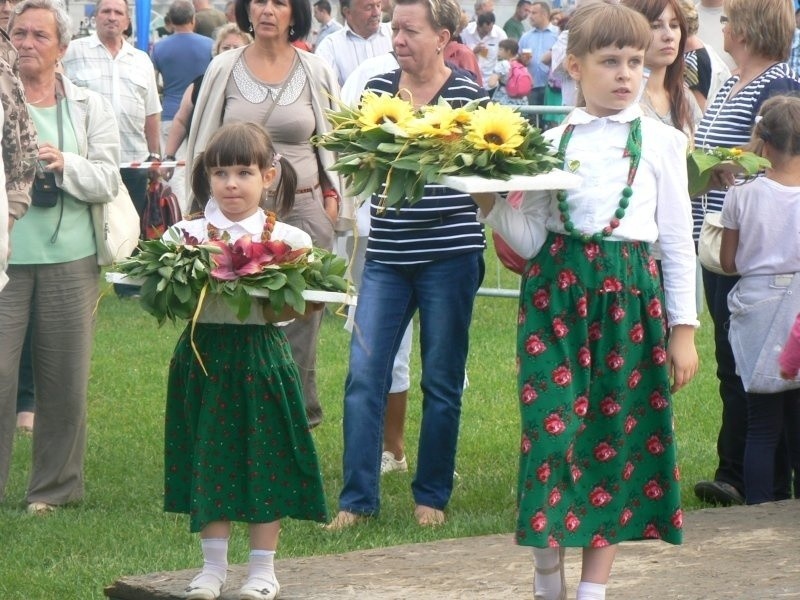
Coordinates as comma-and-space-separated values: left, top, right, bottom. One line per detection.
206, 209, 277, 242
555, 117, 642, 243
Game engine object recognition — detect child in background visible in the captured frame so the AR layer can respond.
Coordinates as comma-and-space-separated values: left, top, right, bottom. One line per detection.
489, 38, 530, 106
720, 95, 800, 506
471, 3, 698, 599
165, 123, 328, 600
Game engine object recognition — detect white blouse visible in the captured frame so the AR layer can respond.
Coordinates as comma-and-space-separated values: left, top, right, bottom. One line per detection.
482, 104, 698, 327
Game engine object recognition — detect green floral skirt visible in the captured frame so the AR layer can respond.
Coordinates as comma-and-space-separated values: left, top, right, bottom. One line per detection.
515, 233, 682, 548
164, 323, 328, 532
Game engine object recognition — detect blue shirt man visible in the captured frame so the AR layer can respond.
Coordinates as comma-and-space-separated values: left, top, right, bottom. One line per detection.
517, 1, 557, 105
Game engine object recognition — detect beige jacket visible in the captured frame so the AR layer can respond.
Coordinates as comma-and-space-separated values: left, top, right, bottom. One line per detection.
185, 46, 352, 230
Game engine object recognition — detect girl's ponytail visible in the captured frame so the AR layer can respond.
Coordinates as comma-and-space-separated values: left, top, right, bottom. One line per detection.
272, 156, 297, 218
190, 152, 211, 213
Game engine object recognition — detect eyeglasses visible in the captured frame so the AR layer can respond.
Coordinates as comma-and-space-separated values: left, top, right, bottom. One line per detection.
719, 15, 729, 25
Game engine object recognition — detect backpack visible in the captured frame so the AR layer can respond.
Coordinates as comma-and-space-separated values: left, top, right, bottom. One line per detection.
506, 60, 533, 99
142, 177, 182, 240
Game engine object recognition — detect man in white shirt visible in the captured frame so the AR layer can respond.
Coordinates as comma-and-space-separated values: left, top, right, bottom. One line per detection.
315, 0, 393, 86
461, 12, 507, 89
518, 1, 557, 105
696, 0, 735, 70
312, 0, 342, 51
62, 0, 161, 295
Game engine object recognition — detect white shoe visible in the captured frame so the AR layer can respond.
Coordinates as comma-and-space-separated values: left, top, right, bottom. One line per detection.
185, 573, 224, 600
380, 450, 408, 474
240, 577, 280, 600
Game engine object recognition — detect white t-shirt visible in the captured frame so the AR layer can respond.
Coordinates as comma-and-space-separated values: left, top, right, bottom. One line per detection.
720, 176, 800, 275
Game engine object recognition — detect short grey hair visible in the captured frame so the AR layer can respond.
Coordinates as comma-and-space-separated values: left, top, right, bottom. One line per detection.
10, 0, 72, 47
167, 0, 195, 25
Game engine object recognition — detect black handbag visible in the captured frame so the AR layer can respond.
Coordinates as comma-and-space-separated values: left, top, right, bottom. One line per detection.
31, 163, 59, 208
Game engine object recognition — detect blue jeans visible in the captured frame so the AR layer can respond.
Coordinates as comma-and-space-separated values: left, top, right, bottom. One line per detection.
339, 251, 484, 515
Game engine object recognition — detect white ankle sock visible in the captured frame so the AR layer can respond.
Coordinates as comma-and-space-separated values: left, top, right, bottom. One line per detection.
246, 550, 277, 586
576, 581, 606, 600
533, 547, 563, 600
194, 537, 228, 586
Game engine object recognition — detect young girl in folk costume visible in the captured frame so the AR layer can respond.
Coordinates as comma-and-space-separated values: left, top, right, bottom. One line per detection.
720, 96, 800, 506
472, 3, 698, 599
165, 123, 327, 600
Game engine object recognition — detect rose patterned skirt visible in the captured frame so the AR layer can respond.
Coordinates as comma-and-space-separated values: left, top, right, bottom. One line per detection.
515, 233, 682, 548
163, 323, 328, 533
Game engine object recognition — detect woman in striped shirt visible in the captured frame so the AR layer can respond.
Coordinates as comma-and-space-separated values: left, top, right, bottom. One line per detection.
326, 0, 488, 530
692, 0, 800, 508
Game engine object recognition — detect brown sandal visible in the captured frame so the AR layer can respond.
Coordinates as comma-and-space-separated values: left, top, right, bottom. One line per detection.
323, 510, 367, 531
414, 505, 445, 527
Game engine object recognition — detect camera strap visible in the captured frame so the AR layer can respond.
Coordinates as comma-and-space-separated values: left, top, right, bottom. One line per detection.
47, 90, 65, 245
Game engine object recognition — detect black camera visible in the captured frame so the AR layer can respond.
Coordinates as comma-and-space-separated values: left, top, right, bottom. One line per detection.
32, 161, 59, 208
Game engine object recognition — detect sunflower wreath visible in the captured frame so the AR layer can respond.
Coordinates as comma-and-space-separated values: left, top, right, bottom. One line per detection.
313, 93, 559, 208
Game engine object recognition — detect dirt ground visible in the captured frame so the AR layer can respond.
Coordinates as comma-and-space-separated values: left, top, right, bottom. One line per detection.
106, 499, 800, 600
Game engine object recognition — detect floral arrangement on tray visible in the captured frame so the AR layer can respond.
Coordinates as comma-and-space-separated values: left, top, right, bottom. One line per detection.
116, 227, 349, 325
313, 93, 560, 207
687, 146, 770, 198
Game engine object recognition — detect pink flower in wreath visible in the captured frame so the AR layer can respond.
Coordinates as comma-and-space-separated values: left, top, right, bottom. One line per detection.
605, 350, 624, 371
536, 462, 551, 483
548, 487, 562, 507
564, 510, 581, 532
521, 382, 538, 405
533, 289, 550, 310
643, 479, 664, 500
530, 511, 547, 532
551, 365, 572, 387
646, 435, 665, 455
552, 317, 569, 339
619, 507, 633, 526
629, 322, 644, 343
544, 413, 567, 435
594, 441, 617, 462
525, 334, 547, 356
209, 236, 305, 280
590, 533, 610, 548
573, 394, 589, 417
589, 486, 612, 507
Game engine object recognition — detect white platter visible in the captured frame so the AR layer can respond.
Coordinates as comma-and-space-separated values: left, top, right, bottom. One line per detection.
438, 169, 582, 193
104, 272, 357, 306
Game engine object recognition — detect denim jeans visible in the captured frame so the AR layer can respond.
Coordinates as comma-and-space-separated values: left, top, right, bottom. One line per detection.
339, 251, 484, 515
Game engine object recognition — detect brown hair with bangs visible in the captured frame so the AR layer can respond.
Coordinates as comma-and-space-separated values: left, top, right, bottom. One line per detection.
622, 0, 692, 134
191, 123, 297, 217
750, 95, 800, 157
567, 0, 651, 58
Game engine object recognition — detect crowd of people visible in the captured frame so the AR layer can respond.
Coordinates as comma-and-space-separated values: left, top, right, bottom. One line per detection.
1, 0, 800, 599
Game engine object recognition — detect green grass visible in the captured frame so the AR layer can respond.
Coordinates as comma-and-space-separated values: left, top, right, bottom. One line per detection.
0, 244, 720, 599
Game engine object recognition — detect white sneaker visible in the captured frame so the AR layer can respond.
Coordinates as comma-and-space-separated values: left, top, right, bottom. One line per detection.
380, 451, 408, 474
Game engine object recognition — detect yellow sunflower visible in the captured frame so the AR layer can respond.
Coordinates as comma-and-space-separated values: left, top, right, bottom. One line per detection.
357, 92, 416, 132
406, 103, 471, 137
464, 103, 527, 154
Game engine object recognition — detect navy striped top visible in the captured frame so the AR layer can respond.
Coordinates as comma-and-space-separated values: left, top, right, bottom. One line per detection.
364, 69, 488, 265
691, 62, 800, 240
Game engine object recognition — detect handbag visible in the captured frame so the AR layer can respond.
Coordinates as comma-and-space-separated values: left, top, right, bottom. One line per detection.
142, 177, 182, 240
92, 178, 140, 266
697, 211, 726, 275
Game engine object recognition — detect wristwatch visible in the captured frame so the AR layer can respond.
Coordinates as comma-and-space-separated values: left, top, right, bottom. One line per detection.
146, 152, 162, 162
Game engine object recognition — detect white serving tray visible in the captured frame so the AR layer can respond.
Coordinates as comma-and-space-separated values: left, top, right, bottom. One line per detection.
438, 169, 582, 194
105, 272, 357, 306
